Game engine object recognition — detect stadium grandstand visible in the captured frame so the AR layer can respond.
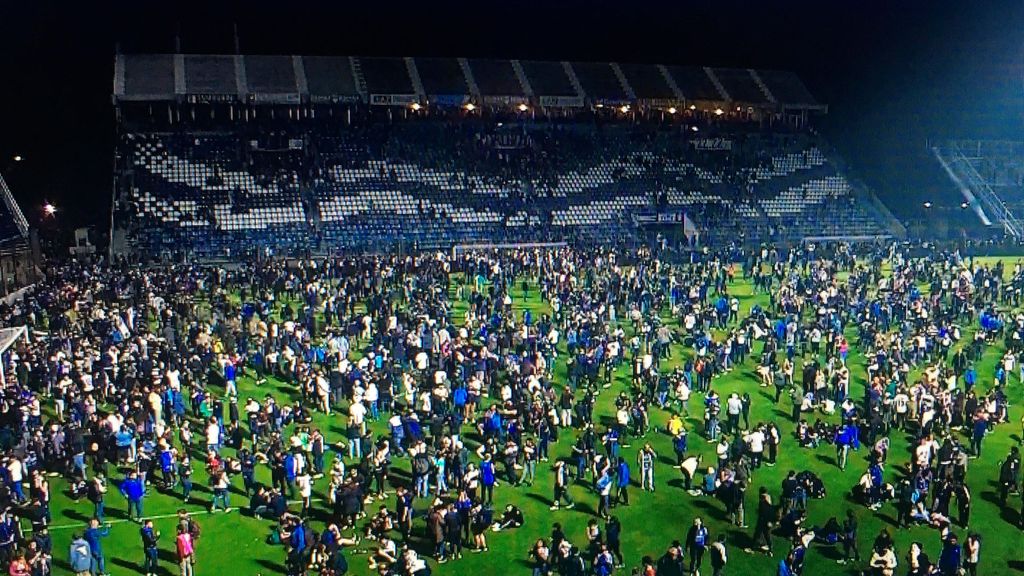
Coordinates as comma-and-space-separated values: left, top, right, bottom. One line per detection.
933, 140, 1024, 237
112, 53, 903, 259
0, 172, 35, 290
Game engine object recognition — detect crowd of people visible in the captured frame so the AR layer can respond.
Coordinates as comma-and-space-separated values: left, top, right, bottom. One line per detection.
0, 241, 1016, 576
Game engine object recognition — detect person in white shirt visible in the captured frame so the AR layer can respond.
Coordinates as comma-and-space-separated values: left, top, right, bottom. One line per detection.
316, 373, 331, 415
726, 394, 743, 434
349, 400, 367, 435
365, 381, 380, 420
206, 419, 221, 453
745, 427, 765, 468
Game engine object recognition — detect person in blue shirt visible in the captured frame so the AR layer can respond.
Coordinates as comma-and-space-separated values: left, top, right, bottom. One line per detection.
614, 458, 630, 507
0, 513, 16, 565
777, 553, 795, 576
867, 462, 884, 510
970, 413, 988, 458
224, 360, 237, 396
287, 517, 306, 572
284, 451, 298, 499
84, 517, 110, 576
480, 454, 496, 504
685, 517, 709, 575
120, 471, 145, 522
938, 534, 962, 576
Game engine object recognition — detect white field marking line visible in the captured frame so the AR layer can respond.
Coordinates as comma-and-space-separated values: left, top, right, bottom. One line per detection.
40, 499, 317, 531
38, 509, 213, 531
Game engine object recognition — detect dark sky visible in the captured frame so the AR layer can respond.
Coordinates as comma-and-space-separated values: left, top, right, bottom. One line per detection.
0, 0, 1021, 227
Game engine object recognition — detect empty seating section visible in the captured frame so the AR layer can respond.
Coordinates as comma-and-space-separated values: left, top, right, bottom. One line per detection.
617, 63, 675, 100
711, 68, 769, 104
302, 57, 360, 99
245, 56, 297, 94
123, 54, 175, 95
664, 66, 721, 101
360, 58, 414, 94
756, 70, 819, 107
466, 60, 523, 96
183, 56, 237, 94
571, 62, 627, 101
415, 58, 470, 96
520, 61, 576, 96
120, 121, 886, 255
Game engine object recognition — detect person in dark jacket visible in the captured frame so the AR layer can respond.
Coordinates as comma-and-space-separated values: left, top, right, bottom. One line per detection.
605, 516, 623, 568
838, 509, 859, 564
751, 487, 775, 555
656, 546, 684, 576
444, 503, 463, 560
140, 519, 160, 576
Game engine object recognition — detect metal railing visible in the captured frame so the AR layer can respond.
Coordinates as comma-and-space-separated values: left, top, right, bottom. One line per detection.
933, 143, 1021, 236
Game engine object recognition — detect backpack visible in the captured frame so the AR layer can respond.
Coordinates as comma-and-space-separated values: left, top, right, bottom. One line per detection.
413, 454, 431, 476
187, 518, 202, 541
332, 551, 349, 575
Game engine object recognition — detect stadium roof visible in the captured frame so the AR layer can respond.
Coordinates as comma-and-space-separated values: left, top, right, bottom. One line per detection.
114, 54, 824, 111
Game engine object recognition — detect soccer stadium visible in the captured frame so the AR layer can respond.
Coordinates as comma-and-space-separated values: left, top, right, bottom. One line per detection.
0, 2, 1023, 576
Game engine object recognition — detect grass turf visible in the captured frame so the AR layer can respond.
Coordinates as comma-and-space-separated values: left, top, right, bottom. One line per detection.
41, 257, 1024, 576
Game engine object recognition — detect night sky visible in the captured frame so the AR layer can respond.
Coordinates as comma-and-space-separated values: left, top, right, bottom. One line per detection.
0, 0, 1021, 229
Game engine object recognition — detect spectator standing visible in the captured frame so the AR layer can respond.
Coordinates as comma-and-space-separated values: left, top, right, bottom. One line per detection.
686, 517, 709, 575
120, 472, 145, 522
83, 518, 109, 576
68, 534, 91, 576
175, 525, 195, 576
709, 535, 727, 576
140, 519, 160, 576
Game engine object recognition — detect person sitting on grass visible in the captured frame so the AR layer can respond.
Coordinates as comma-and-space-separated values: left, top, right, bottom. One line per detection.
493, 504, 524, 531
701, 466, 719, 497
367, 534, 397, 571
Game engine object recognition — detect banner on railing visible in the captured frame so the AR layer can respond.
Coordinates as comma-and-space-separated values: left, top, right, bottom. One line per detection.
690, 138, 733, 151
539, 95, 584, 108
635, 211, 687, 224
370, 94, 419, 106
309, 94, 362, 104
431, 94, 471, 107
249, 93, 301, 104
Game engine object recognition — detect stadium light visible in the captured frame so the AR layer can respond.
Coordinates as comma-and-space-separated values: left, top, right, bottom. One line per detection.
410, 103, 421, 111
517, 103, 529, 112
714, 108, 724, 116
667, 107, 677, 114
463, 103, 476, 112
43, 203, 57, 216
